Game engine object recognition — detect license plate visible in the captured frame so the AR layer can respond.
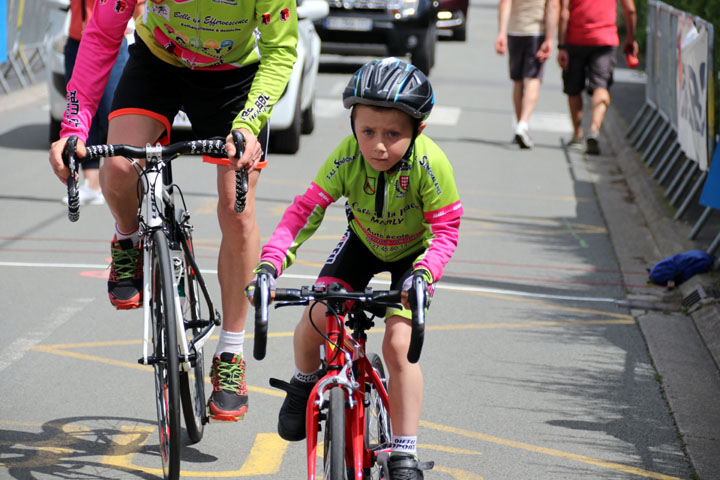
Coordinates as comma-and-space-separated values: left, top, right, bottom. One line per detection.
325, 16, 372, 31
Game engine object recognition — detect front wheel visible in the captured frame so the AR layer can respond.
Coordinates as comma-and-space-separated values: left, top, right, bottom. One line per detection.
364, 353, 392, 479
177, 230, 206, 444
324, 387, 347, 480
151, 232, 182, 480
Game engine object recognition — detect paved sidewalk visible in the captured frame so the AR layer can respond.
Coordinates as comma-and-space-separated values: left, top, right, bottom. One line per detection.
594, 83, 720, 480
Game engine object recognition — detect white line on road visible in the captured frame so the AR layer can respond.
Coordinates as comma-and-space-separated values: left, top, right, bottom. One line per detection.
0, 297, 93, 373
0, 261, 620, 304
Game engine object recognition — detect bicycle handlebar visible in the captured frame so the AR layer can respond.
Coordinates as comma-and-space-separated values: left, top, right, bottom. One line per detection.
62, 135, 249, 221
252, 281, 427, 363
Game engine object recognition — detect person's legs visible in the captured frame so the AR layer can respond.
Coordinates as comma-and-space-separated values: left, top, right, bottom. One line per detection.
568, 94, 584, 139
383, 314, 423, 436
518, 77, 541, 124
215, 166, 261, 337
590, 87, 610, 134
512, 80, 523, 123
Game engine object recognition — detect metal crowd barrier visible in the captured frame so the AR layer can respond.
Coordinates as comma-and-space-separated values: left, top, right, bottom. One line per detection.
1, 0, 67, 94
627, 0, 717, 255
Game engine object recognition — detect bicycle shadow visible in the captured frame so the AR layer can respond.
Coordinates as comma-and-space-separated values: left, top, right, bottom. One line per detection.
0, 415, 216, 479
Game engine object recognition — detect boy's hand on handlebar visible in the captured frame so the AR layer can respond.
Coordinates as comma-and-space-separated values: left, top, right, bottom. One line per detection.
225, 128, 263, 173
49, 136, 86, 185
245, 262, 278, 306
402, 269, 432, 310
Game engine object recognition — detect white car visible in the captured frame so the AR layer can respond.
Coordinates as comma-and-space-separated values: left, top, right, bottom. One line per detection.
47, 0, 328, 155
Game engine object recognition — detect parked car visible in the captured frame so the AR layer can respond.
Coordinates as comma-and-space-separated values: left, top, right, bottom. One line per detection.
436, 0, 468, 41
46, 0, 329, 155
313, 0, 439, 75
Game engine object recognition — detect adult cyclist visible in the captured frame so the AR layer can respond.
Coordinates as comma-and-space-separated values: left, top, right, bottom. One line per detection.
48, 0, 298, 423
248, 57, 463, 479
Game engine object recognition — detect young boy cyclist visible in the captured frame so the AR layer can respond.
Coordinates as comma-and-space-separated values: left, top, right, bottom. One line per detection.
247, 57, 463, 479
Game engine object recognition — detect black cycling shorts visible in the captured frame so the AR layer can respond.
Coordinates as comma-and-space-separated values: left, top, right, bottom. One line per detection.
317, 227, 418, 293
111, 35, 268, 157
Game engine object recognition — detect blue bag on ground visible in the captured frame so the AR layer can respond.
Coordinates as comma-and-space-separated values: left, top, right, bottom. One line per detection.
648, 250, 715, 286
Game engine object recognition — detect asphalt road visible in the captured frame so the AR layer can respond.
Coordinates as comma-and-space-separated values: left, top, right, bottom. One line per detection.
0, 2, 698, 479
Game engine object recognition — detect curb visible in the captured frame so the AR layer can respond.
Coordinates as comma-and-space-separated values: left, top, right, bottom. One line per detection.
602, 102, 720, 480
602, 104, 720, 369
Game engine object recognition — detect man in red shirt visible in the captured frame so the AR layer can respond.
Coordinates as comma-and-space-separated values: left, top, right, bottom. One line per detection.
557, 0, 638, 154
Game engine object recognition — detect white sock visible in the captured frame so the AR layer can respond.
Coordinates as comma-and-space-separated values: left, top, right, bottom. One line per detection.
115, 224, 139, 246
391, 435, 417, 456
293, 368, 322, 384
516, 120, 528, 132
214, 329, 245, 357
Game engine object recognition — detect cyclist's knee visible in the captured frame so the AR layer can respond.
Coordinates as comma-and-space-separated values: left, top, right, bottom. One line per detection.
382, 315, 412, 369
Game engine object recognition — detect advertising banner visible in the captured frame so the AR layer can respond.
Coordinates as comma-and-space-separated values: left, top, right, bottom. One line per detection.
699, 146, 720, 209
0, 0, 7, 63
676, 22, 710, 170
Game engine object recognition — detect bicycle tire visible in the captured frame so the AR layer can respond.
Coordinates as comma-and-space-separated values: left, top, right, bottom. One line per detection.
151, 231, 182, 480
177, 228, 206, 444
364, 353, 392, 479
323, 387, 347, 480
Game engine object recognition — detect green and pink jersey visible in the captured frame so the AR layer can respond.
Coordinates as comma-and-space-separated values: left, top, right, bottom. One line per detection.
261, 134, 463, 283
61, 0, 298, 142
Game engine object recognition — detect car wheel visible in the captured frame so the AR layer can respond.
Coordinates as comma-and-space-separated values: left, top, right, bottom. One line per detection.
453, 22, 467, 41
301, 96, 315, 135
411, 26, 437, 75
49, 116, 62, 145
270, 92, 302, 154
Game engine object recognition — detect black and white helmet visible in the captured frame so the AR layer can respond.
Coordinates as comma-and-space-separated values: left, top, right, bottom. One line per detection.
343, 57, 434, 121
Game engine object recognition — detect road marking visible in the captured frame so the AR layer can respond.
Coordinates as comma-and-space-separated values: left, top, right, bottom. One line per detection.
101, 430, 289, 477
0, 298, 92, 373
1, 261, 632, 304
420, 420, 682, 480
529, 111, 574, 133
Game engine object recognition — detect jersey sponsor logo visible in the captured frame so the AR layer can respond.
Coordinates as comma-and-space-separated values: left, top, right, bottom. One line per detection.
261, 13, 271, 24
325, 155, 354, 181
151, 4, 170, 20
114, 0, 128, 13
363, 176, 376, 195
280, 8, 290, 20
418, 155, 442, 195
393, 174, 409, 198
325, 230, 350, 265
240, 94, 271, 122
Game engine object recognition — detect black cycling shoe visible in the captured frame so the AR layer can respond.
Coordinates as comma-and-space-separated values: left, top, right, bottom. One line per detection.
387, 454, 434, 480
270, 377, 315, 441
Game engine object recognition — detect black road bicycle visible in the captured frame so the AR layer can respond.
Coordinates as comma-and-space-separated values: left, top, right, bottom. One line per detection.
62, 133, 248, 480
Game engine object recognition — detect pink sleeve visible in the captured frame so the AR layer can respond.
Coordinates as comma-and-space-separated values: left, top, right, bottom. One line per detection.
414, 201, 463, 282
261, 182, 335, 275
60, 0, 136, 142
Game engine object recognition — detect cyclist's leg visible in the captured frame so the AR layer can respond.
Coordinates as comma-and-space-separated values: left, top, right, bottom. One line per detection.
181, 63, 267, 419
382, 314, 423, 438
100, 36, 182, 309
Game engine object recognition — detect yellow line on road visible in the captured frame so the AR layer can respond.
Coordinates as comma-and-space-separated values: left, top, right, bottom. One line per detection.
420, 420, 681, 480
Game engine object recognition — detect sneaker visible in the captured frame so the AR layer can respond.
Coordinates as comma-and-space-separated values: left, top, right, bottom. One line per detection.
273, 377, 315, 441
62, 180, 105, 206
207, 352, 249, 422
567, 136, 585, 151
108, 236, 143, 309
387, 454, 434, 480
586, 132, 601, 155
514, 124, 534, 149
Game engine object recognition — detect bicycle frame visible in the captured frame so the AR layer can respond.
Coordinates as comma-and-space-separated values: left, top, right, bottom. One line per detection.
135, 144, 214, 372
305, 304, 390, 480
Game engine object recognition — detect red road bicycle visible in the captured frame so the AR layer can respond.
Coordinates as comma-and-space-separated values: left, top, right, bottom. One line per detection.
252, 277, 431, 479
